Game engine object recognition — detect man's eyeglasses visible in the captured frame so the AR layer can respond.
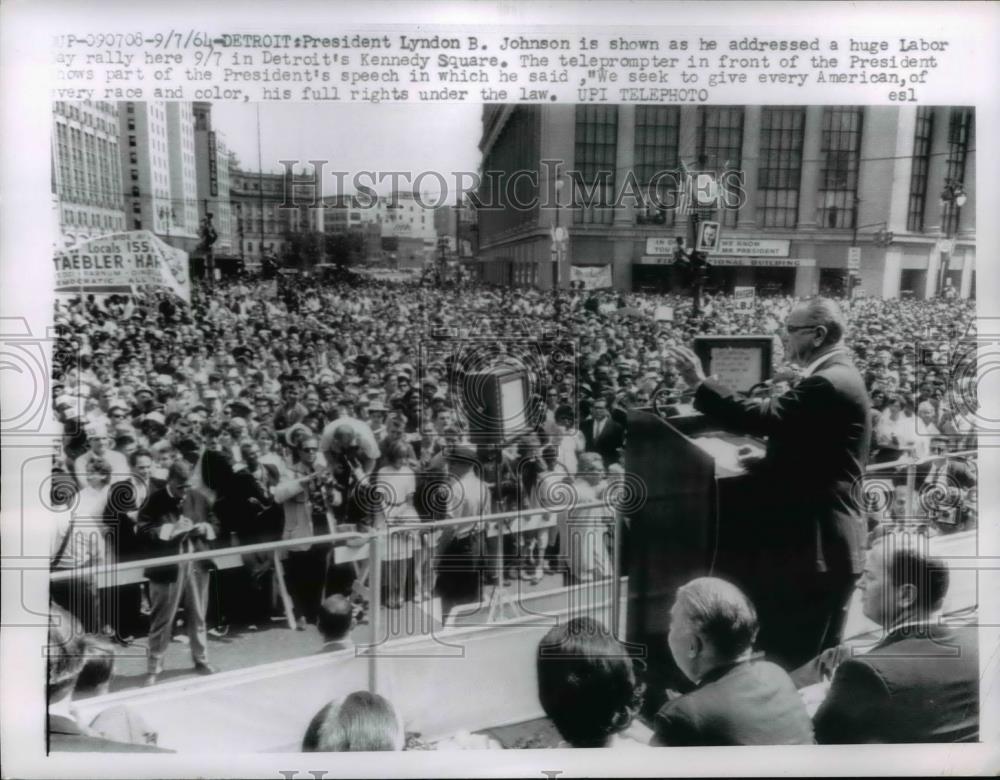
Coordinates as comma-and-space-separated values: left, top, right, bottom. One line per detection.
784, 324, 818, 334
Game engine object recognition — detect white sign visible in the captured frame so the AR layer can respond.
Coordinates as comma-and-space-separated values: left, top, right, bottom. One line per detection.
53, 231, 190, 302
571, 264, 613, 290
708, 257, 804, 268
847, 246, 861, 270
646, 237, 681, 256
654, 305, 674, 322
696, 221, 722, 253
715, 238, 791, 257
710, 346, 765, 392
733, 286, 755, 310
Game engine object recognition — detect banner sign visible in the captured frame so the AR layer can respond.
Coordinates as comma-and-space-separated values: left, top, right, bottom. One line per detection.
208, 131, 218, 197
646, 237, 682, 256
571, 264, 612, 290
53, 231, 191, 302
707, 257, 803, 267
715, 238, 790, 257
733, 286, 756, 310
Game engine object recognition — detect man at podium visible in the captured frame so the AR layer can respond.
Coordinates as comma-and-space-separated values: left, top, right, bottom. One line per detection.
669, 297, 871, 670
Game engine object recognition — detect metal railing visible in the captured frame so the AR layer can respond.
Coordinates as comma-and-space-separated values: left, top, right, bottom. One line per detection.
862, 448, 976, 520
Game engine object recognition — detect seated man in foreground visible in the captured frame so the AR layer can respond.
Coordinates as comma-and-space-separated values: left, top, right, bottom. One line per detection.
807, 531, 978, 743
652, 577, 814, 746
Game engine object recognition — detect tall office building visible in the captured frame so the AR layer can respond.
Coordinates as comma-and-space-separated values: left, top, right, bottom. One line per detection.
119, 101, 199, 252
477, 105, 975, 299
51, 101, 127, 247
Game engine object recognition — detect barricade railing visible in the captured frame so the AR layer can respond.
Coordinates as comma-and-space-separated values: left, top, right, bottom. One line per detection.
49, 499, 617, 694
862, 448, 976, 521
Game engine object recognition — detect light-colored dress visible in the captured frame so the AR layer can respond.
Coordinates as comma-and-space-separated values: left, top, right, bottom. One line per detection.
374, 464, 420, 562
563, 478, 612, 583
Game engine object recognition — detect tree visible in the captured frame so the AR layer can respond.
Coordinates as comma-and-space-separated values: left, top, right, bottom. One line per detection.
281, 228, 322, 269
324, 231, 365, 269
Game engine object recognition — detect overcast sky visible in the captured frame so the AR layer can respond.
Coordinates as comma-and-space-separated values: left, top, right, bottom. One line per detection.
212, 103, 483, 197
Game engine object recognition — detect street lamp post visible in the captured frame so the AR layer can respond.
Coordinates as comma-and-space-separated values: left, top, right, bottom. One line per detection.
158, 205, 173, 242
937, 179, 967, 297
552, 178, 565, 291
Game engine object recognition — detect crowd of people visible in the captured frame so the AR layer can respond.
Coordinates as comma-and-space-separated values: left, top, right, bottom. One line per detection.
47, 271, 977, 701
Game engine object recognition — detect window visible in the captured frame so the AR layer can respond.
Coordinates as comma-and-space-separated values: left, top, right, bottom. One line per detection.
907, 107, 934, 233
634, 106, 680, 226
817, 107, 863, 229
942, 108, 973, 237
573, 105, 618, 225
697, 107, 744, 227
757, 107, 805, 228
128, 135, 136, 148
478, 106, 540, 238
133, 218, 142, 230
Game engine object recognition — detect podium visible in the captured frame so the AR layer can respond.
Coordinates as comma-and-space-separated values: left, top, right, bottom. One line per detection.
624, 407, 766, 716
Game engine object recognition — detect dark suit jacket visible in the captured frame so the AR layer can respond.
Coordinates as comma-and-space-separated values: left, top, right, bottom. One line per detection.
652, 659, 815, 746
581, 416, 625, 467
105, 477, 165, 561
214, 464, 282, 544
137, 485, 219, 583
813, 624, 979, 744
48, 714, 172, 753
694, 351, 871, 576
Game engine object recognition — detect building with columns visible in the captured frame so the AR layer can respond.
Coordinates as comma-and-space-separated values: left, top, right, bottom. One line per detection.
476, 105, 975, 299
230, 167, 320, 267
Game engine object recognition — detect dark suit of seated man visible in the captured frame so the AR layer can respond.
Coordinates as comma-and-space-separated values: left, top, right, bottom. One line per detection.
804, 532, 978, 743
651, 577, 814, 746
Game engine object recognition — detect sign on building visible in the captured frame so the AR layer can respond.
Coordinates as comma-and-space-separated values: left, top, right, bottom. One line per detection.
708, 257, 803, 268
207, 131, 218, 197
646, 236, 681, 255
715, 238, 791, 257
847, 246, 861, 270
